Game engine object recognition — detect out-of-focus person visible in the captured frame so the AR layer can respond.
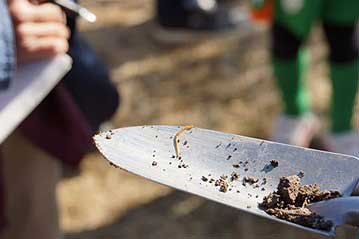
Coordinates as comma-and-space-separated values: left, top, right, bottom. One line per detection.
154, 0, 248, 43
0, 1, 119, 239
251, 0, 359, 157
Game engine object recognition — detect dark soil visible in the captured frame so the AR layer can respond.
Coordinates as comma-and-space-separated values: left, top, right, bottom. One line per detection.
243, 176, 259, 185
270, 160, 279, 168
260, 175, 341, 231
215, 177, 229, 193
230, 172, 240, 182
201, 176, 208, 182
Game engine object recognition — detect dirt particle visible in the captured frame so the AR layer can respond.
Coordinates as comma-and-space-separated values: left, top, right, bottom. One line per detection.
262, 178, 267, 185
152, 161, 157, 166
215, 177, 229, 193
230, 172, 240, 181
270, 160, 279, 167
244, 168, 249, 172
243, 176, 259, 185
233, 164, 240, 168
178, 163, 188, 169
109, 162, 119, 168
220, 175, 228, 180
201, 176, 208, 182
298, 171, 305, 178
227, 155, 232, 160
219, 184, 228, 193
106, 133, 112, 139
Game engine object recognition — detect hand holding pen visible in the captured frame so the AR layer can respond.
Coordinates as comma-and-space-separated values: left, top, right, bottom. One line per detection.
50, 0, 97, 23
8, 0, 70, 62
8, 0, 96, 63
30, 0, 97, 22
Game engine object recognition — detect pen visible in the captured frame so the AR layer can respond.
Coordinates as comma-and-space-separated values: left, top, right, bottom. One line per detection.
50, 0, 97, 23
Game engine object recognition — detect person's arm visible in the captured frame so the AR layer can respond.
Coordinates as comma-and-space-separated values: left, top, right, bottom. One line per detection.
7, 0, 70, 63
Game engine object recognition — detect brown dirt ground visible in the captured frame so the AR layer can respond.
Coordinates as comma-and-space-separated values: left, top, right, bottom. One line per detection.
60, 1, 359, 238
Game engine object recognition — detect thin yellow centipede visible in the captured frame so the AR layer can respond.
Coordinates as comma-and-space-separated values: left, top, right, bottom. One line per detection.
174, 125, 194, 158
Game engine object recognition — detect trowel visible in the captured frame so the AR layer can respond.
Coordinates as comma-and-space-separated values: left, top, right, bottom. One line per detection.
94, 125, 359, 237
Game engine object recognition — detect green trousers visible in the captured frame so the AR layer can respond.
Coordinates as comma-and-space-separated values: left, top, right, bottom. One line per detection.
273, 0, 359, 133
275, 0, 359, 38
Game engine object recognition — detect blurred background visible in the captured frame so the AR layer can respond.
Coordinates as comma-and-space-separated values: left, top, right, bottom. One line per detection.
58, 0, 359, 238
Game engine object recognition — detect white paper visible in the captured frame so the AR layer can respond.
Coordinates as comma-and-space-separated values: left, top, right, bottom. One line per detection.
0, 54, 72, 143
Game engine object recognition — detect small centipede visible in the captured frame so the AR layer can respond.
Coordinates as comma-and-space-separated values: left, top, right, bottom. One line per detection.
174, 125, 194, 159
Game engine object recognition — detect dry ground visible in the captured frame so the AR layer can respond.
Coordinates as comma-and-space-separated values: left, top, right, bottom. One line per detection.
59, 1, 359, 238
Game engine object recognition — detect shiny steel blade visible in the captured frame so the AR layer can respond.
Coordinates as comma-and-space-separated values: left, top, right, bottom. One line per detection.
94, 125, 359, 237
308, 197, 359, 227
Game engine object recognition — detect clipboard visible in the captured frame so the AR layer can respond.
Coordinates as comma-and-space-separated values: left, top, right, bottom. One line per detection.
0, 54, 72, 143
